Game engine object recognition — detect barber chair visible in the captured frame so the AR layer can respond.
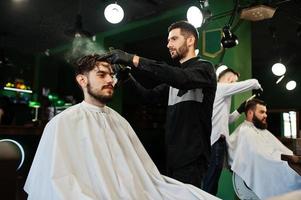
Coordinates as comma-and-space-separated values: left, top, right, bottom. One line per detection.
0, 139, 25, 170
232, 172, 260, 200
0, 139, 25, 199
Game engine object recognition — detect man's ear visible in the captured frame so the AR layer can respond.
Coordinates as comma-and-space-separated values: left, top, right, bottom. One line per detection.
246, 110, 253, 120
187, 36, 195, 48
76, 74, 87, 88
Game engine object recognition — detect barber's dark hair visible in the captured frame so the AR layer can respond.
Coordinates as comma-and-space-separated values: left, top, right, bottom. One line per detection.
74, 54, 108, 75
244, 98, 266, 116
168, 20, 199, 49
218, 68, 240, 81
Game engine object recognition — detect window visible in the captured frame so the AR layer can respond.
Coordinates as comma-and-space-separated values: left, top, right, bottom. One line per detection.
283, 111, 297, 138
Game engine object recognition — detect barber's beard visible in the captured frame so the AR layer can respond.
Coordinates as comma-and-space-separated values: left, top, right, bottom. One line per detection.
171, 42, 189, 61
252, 115, 267, 130
87, 83, 113, 104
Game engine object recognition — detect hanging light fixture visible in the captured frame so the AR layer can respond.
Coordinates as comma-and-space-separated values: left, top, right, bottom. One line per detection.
220, 0, 239, 48
221, 25, 239, 48
65, 14, 93, 38
286, 80, 296, 90
186, 0, 210, 28
104, 3, 124, 24
271, 62, 286, 76
187, 6, 203, 28
276, 75, 285, 84
65, 0, 93, 38
269, 26, 287, 79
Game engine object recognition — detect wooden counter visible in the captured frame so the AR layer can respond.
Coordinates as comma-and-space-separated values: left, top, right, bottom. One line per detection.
281, 154, 301, 176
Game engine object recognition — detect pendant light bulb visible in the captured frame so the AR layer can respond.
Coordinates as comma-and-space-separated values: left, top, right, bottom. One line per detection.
272, 62, 286, 76
187, 6, 203, 28
104, 3, 124, 24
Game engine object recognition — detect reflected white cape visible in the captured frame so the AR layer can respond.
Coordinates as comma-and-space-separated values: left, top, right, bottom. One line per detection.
227, 121, 301, 199
24, 101, 219, 200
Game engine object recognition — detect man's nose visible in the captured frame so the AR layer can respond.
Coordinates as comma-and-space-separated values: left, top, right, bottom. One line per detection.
106, 75, 114, 83
167, 42, 172, 49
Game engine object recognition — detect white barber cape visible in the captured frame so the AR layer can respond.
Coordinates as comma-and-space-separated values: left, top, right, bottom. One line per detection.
227, 121, 301, 200
24, 101, 219, 200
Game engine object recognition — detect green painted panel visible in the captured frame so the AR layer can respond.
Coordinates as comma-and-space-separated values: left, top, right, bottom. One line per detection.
202, 29, 223, 58
217, 169, 237, 200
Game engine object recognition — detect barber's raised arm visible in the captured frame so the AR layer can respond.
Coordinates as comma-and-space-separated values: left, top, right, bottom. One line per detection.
105, 49, 216, 90
126, 75, 169, 104
219, 79, 262, 97
229, 110, 240, 124
136, 57, 216, 90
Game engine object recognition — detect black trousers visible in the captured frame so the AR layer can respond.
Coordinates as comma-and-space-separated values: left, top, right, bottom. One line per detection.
203, 135, 226, 195
167, 155, 208, 189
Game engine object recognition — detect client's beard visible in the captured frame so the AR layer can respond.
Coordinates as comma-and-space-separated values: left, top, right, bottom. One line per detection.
252, 115, 267, 130
87, 84, 113, 104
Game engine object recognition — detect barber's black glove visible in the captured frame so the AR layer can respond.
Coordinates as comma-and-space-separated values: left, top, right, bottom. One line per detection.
105, 49, 135, 67
115, 65, 131, 84
237, 100, 246, 114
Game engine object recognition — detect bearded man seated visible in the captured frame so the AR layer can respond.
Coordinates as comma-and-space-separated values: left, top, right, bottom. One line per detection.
227, 98, 301, 200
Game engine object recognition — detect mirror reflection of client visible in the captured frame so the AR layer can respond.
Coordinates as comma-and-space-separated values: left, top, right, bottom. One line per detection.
227, 99, 301, 200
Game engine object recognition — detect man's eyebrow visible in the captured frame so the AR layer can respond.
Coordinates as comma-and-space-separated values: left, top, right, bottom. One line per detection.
167, 35, 177, 42
95, 61, 113, 71
95, 69, 114, 75
95, 69, 107, 73
95, 65, 111, 72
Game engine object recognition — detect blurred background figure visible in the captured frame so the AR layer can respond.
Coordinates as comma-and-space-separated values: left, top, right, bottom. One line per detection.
0, 95, 14, 125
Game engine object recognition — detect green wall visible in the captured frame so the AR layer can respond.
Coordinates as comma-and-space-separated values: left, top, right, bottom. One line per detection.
200, 2, 252, 199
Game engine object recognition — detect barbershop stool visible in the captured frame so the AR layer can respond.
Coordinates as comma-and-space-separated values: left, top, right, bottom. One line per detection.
232, 172, 260, 200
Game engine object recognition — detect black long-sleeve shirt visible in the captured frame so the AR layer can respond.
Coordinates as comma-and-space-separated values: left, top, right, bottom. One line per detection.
130, 56, 217, 168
